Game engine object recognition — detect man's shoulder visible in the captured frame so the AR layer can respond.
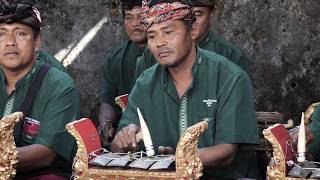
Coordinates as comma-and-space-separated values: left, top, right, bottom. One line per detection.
200, 49, 246, 76
136, 64, 161, 85
106, 40, 131, 58
37, 50, 67, 72
44, 67, 76, 88
206, 32, 244, 58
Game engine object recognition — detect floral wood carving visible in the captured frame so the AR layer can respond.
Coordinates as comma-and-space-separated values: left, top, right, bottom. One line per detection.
0, 112, 23, 180
176, 120, 208, 179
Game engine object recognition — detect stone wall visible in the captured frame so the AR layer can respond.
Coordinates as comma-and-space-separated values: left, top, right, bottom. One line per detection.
37, 0, 320, 124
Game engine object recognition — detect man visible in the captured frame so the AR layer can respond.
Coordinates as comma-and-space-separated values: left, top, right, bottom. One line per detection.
112, 0, 261, 179
133, 0, 250, 86
99, 0, 147, 145
307, 106, 320, 160
0, 1, 79, 179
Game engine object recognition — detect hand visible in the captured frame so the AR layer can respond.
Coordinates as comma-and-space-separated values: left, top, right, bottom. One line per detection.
98, 103, 118, 146
289, 126, 315, 146
158, 146, 175, 155
111, 124, 140, 153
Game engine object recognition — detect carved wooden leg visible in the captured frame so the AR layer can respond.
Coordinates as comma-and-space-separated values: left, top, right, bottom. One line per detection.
0, 112, 23, 180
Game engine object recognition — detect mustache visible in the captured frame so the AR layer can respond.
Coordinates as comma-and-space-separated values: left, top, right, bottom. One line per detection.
158, 47, 174, 53
132, 28, 144, 32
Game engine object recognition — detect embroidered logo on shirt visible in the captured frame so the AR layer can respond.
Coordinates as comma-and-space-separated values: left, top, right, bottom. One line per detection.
23, 117, 40, 139
203, 99, 217, 107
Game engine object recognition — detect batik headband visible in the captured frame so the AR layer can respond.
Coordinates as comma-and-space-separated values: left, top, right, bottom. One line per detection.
140, 0, 195, 30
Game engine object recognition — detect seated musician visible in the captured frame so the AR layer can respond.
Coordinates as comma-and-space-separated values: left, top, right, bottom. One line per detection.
98, 0, 147, 146
111, 0, 262, 179
307, 106, 320, 160
0, 1, 79, 179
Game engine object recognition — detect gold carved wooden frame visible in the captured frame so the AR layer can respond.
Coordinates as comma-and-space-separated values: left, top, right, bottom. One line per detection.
0, 112, 23, 180
263, 102, 320, 180
66, 120, 208, 179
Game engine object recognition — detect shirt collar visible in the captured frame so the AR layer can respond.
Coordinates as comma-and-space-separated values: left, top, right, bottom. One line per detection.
131, 40, 146, 55
15, 61, 40, 89
0, 68, 5, 85
198, 30, 211, 47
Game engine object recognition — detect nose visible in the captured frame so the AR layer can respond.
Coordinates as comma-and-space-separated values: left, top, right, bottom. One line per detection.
156, 35, 166, 48
131, 18, 140, 26
131, 16, 141, 27
5, 33, 17, 47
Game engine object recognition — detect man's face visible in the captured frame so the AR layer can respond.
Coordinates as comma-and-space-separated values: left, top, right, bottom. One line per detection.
124, 6, 147, 45
147, 20, 195, 68
193, 6, 213, 42
0, 23, 39, 72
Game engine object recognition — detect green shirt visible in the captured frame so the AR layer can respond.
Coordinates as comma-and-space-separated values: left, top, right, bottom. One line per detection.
198, 31, 249, 72
37, 50, 67, 72
133, 31, 250, 89
0, 60, 80, 177
119, 48, 260, 179
308, 106, 320, 160
100, 40, 145, 118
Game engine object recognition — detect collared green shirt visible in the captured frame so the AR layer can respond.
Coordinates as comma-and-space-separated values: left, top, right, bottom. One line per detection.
100, 40, 145, 118
133, 31, 250, 89
0, 60, 80, 177
119, 48, 260, 179
308, 106, 320, 160
198, 31, 249, 72
37, 50, 67, 72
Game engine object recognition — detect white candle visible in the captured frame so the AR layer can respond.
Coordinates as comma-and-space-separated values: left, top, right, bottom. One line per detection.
297, 112, 306, 163
137, 107, 155, 157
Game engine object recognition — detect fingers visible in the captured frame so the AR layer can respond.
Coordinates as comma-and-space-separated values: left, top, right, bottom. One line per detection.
128, 125, 139, 148
111, 124, 140, 153
158, 146, 175, 154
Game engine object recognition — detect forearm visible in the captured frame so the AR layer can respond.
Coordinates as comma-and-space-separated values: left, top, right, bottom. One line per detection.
99, 103, 117, 124
199, 144, 238, 168
17, 144, 56, 171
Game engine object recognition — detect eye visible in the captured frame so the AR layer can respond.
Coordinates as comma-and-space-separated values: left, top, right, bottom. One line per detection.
148, 34, 155, 40
194, 12, 203, 17
0, 32, 5, 37
16, 31, 26, 36
125, 16, 133, 21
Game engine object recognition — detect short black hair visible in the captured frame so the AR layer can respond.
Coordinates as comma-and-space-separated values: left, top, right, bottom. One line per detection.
121, 0, 142, 17
191, 0, 215, 7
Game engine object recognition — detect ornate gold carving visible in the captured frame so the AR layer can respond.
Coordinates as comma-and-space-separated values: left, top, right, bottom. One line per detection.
66, 123, 90, 180
67, 120, 208, 179
263, 125, 287, 179
0, 112, 23, 180
263, 103, 320, 180
263, 124, 318, 180
304, 102, 320, 125
176, 120, 208, 179
115, 94, 128, 112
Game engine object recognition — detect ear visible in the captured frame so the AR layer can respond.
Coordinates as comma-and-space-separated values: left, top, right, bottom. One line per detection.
191, 22, 198, 40
34, 34, 41, 51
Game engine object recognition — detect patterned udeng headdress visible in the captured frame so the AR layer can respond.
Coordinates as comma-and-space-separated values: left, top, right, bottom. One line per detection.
140, 0, 195, 30
0, 0, 41, 32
